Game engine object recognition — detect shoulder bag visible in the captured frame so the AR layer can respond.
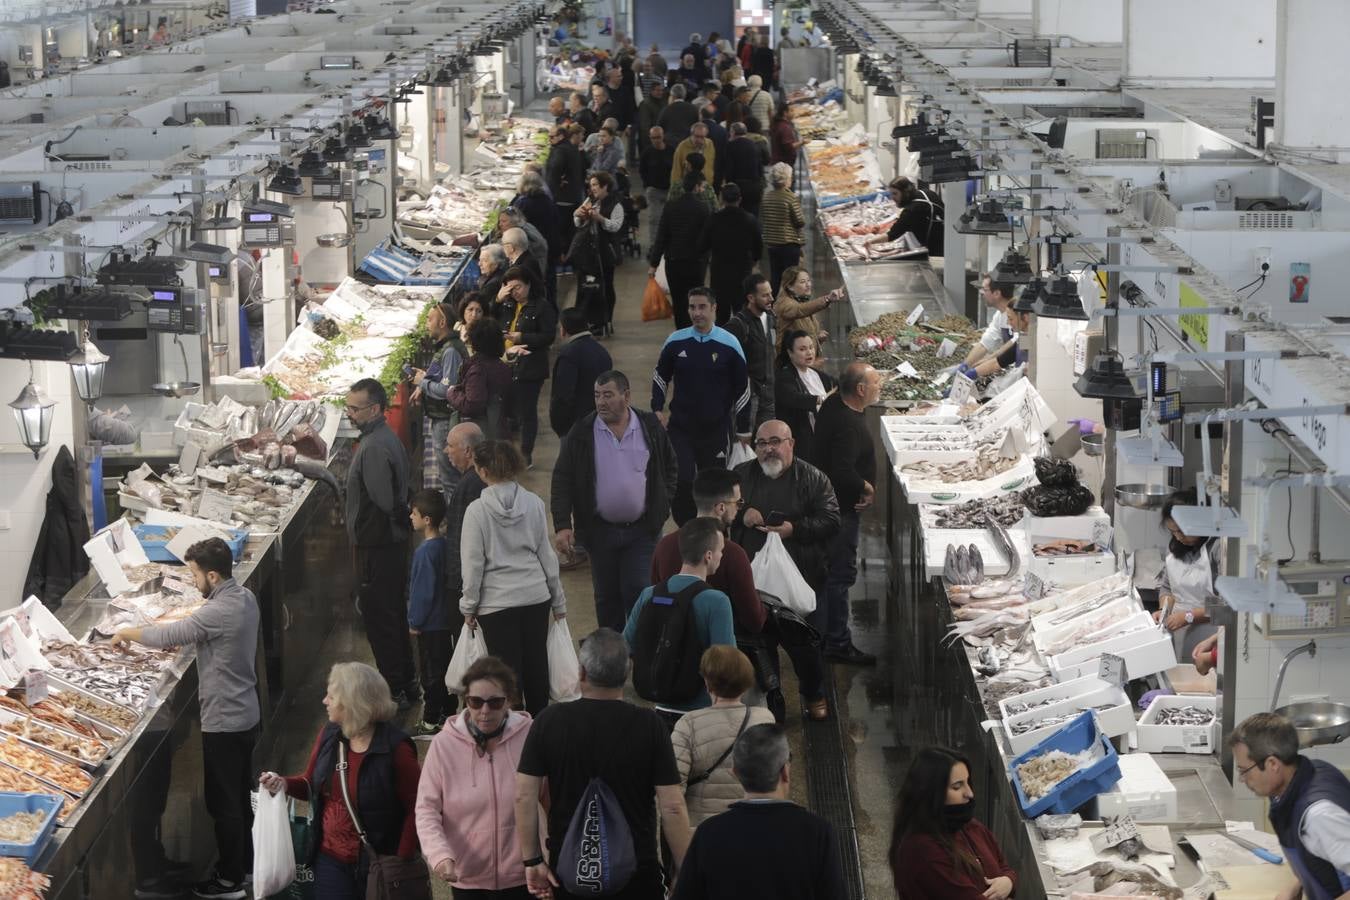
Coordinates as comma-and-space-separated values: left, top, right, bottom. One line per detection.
336, 742, 432, 900
686, 704, 753, 788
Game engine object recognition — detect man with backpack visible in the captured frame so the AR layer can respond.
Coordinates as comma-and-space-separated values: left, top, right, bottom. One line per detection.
624, 517, 737, 721
515, 628, 692, 899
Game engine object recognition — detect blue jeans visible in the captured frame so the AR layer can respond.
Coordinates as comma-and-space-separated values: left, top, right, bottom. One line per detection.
587, 521, 658, 631
315, 851, 367, 900
817, 510, 860, 650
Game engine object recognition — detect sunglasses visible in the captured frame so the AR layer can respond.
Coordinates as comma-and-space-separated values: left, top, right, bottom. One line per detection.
465, 695, 508, 711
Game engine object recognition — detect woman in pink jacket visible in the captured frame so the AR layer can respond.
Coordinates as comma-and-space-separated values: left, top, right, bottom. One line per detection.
415, 656, 534, 898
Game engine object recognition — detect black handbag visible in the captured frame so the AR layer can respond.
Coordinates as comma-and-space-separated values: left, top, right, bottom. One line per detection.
566, 220, 603, 275
336, 743, 431, 900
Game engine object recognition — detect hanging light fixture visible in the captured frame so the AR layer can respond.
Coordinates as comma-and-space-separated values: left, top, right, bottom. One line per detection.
992, 247, 1036, 284
1033, 267, 1087, 320
956, 197, 1011, 235
296, 149, 332, 178
69, 332, 109, 409
1012, 276, 1043, 313
345, 119, 370, 148
1075, 351, 1138, 399
365, 113, 396, 141
267, 162, 304, 196
9, 363, 56, 459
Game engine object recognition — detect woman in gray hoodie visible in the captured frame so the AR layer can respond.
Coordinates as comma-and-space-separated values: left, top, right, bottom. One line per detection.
459, 440, 567, 715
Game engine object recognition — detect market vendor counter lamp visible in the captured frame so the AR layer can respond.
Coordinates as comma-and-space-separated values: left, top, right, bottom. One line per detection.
994, 247, 1036, 284
10, 363, 56, 459
297, 149, 332, 178
1074, 351, 1137, 400
268, 163, 303, 196
957, 197, 1011, 235
346, 121, 370, 149
69, 333, 108, 409
365, 114, 396, 141
323, 135, 353, 163
1013, 277, 1044, 313
1032, 267, 1088, 320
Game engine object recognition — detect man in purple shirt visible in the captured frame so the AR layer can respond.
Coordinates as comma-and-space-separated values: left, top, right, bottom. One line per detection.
551, 370, 678, 629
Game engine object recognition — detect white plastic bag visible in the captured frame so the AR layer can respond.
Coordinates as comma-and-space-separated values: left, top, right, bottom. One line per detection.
654, 257, 670, 294
252, 788, 295, 897
547, 617, 582, 702
727, 441, 755, 468
750, 532, 817, 615
445, 623, 489, 695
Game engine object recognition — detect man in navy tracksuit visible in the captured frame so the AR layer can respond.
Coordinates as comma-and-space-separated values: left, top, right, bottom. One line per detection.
652, 286, 751, 525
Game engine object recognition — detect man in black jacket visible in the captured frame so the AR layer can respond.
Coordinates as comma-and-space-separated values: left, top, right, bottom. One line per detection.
647, 167, 712, 330
344, 378, 419, 706
723, 271, 775, 428
545, 124, 585, 254
721, 122, 767, 217
639, 126, 675, 241
550, 308, 614, 438
441, 422, 484, 657
700, 185, 763, 324
657, 83, 701, 146
552, 369, 678, 630
731, 418, 838, 719
809, 362, 881, 666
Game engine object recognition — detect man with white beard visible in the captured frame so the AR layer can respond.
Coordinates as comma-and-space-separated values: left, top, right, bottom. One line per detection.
730, 419, 838, 721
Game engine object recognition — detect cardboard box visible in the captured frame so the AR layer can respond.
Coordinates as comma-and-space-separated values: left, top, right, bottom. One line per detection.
1095, 752, 1178, 822
1136, 694, 1219, 754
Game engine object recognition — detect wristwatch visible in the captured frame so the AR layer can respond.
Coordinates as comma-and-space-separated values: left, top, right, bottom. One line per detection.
522, 856, 545, 868
1184, 610, 1195, 625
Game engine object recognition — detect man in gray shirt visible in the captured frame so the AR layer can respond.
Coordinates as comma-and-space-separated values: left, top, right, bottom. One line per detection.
344, 378, 419, 707
113, 537, 259, 900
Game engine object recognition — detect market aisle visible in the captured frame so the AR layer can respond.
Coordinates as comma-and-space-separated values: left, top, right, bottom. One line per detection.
262, 191, 913, 899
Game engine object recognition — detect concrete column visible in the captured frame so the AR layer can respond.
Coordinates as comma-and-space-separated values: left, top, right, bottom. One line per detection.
1122, 0, 1275, 86
1033, 0, 1122, 43
1274, 0, 1350, 160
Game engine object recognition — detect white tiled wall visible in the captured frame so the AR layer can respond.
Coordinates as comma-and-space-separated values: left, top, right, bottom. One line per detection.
0, 359, 79, 606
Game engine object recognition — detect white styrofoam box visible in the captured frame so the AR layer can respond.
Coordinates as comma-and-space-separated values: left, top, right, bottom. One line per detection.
1136, 694, 1219, 754
923, 529, 1010, 579
140, 431, 177, 453
897, 455, 1036, 505
1028, 550, 1119, 588
1049, 622, 1177, 683
1096, 753, 1178, 822
1024, 507, 1114, 549
996, 674, 1111, 719
1032, 595, 1142, 654
1000, 676, 1135, 754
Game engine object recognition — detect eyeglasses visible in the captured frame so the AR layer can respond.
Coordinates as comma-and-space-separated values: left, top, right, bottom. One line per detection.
1237, 759, 1262, 780
344, 402, 373, 413
465, 695, 508, 711
754, 437, 790, 449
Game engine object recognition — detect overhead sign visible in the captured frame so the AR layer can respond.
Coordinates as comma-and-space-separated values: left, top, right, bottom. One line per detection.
1178, 282, 1209, 349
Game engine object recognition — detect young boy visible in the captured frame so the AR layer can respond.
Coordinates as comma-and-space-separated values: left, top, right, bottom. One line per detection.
408, 488, 453, 736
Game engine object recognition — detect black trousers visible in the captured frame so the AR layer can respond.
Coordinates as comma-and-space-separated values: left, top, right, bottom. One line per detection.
477, 601, 552, 716
767, 244, 802, 295
668, 422, 729, 525
509, 378, 545, 461
356, 543, 417, 695
202, 728, 258, 884
709, 262, 753, 321
665, 258, 707, 330
417, 630, 455, 723
453, 887, 533, 899
130, 727, 174, 882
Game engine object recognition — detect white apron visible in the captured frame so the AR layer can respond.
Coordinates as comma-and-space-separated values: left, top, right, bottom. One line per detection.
1164, 543, 1218, 660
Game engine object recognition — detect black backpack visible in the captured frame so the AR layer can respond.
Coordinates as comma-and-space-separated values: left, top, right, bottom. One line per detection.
631, 578, 707, 704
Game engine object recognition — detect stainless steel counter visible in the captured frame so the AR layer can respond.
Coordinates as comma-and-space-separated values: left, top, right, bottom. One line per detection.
38, 446, 354, 899
837, 259, 952, 328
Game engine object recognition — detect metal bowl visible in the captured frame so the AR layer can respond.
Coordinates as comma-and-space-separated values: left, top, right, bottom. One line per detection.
1115, 483, 1171, 509
316, 233, 352, 248
1082, 433, 1104, 457
1275, 701, 1350, 748
152, 381, 201, 398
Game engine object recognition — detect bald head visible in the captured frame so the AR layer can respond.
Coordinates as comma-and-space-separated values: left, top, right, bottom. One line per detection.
446, 422, 485, 473
754, 419, 794, 475
502, 227, 527, 256
840, 362, 883, 408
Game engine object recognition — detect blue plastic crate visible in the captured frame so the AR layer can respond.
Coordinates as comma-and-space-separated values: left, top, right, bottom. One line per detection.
0, 792, 63, 865
1010, 710, 1121, 817
132, 524, 247, 563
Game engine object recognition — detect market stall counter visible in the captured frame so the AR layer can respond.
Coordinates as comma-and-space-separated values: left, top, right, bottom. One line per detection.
35, 443, 352, 900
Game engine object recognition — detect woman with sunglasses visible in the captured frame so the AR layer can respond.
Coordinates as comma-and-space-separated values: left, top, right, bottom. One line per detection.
416, 656, 535, 898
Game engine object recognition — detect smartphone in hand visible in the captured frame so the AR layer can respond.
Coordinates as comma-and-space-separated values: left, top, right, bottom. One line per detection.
764, 510, 786, 527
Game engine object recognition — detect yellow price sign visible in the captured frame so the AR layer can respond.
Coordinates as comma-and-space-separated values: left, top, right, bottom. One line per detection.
1179, 282, 1208, 349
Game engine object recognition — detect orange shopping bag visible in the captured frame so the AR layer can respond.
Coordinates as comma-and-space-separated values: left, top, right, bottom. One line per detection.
641, 276, 672, 322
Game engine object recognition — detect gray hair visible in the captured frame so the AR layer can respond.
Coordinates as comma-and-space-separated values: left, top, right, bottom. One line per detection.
578, 628, 630, 688
689, 32, 702, 44
450, 421, 484, 451
733, 723, 790, 792
327, 662, 396, 738
731, 122, 748, 137
669, 83, 687, 100
747, 74, 763, 89
517, 170, 546, 194
1228, 712, 1301, 766
501, 227, 527, 250
482, 243, 506, 266
769, 162, 794, 188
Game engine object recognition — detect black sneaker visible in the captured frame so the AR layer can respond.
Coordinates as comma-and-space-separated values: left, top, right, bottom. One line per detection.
191, 876, 245, 899
134, 876, 184, 899
824, 643, 877, 666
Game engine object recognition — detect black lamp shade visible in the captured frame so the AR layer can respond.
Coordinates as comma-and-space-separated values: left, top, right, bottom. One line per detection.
268, 164, 304, 196
346, 121, 371, 148
297, 150, 331, 177
993, 249, 1036, 284
1034, 272, 1087, 320
1075, 351, 1138, 400
1012, 277, 1043, 312
323, 137, 353, 162
366, 115, 396, 140
957, 198, 1011, 235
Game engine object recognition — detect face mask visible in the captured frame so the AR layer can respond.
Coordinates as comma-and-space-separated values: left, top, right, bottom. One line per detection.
942, 800, 975, 832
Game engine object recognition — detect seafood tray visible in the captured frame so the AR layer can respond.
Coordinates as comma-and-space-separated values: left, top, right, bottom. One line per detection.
0, 735, 94, 797
999, 676, 1134, 755
0, 708, 109, 770
1032, 595, 1142, 654
38, 678, 139, 734
1010, 711, 1121, 817
898, 454, 1036, 505
921, 496, 1026, 530
924, 530, 1011, 580
1134, 694, 1219, 754
1047, 616, 1177, 684
133, 524, 248, 562
0, 764, 77, 821
0, 793, 62, 865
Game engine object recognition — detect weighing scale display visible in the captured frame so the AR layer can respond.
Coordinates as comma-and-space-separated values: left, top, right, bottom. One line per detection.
146, 287, 200, 333
247, 212, 276, 223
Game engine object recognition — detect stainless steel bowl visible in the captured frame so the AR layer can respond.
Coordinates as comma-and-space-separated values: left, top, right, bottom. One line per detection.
1275, 701, 1350, 748
1115, 483, 1171, 509
316, 233, 352, 248
1082, 433, 1104, 457
152, 381, 201, 398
